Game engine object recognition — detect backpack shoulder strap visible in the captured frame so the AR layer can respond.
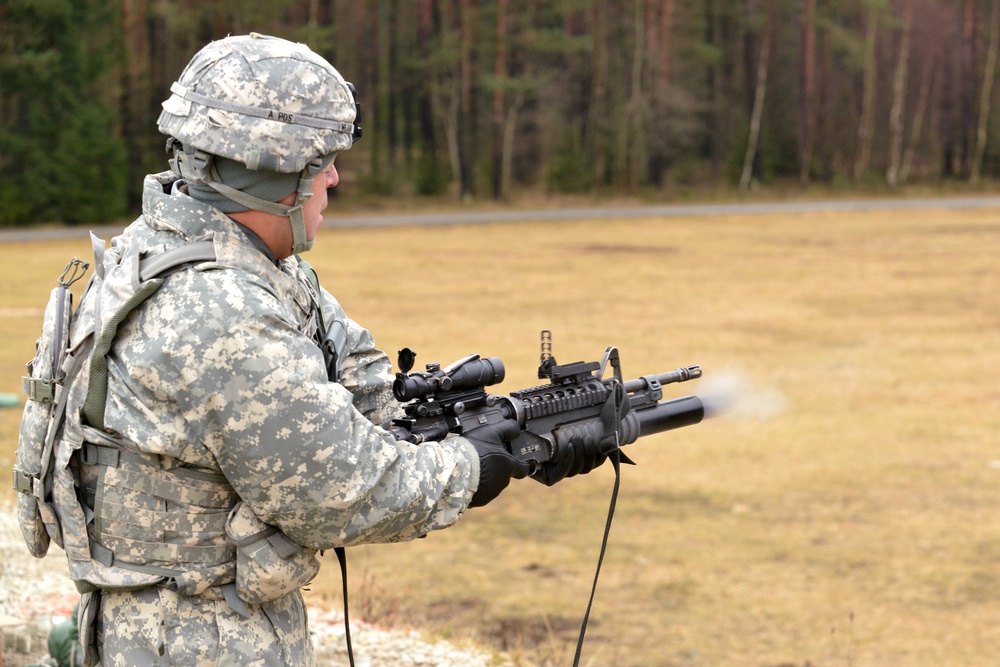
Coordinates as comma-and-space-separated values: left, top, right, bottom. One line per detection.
82, 241, 217, 430
139, 241, 216, 281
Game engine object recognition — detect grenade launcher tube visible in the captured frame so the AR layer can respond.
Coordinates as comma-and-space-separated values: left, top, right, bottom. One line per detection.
613, 394, 704, 447
632, 394, 705, 438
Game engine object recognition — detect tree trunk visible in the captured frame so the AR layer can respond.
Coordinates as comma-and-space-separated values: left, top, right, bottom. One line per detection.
799, 0, 817, 186
625, 0, 647, 193
381, 1, 398, 176
590, 0, 609, 187
971, 0, 1000, 185
307, 0, 319, 44
661, 0, 675, 94
900, 51, 936, 185
458, 0, 475, 198
431, 0, 462, 190
740, 0, 774, 191
646, 0, 674, 184
960, 0, 978, 175
886, 0, 913, 188
121, 0, 151, 210
492, 0, 508, 199
853, 5, 878, 184
502, 0, 536, 196
816, 7, 833, 180
416, 0, 437, 156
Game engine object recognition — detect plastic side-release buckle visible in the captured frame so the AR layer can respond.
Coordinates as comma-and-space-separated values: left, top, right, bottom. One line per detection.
13, 467, 36, 495
22, 376, 57, 403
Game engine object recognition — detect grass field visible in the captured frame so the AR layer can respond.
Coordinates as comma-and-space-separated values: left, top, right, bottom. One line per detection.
1, 205, 998, 666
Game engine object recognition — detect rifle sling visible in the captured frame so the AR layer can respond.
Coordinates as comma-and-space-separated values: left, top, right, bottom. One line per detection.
336, 546, 355, 667
573, 447, 622, 667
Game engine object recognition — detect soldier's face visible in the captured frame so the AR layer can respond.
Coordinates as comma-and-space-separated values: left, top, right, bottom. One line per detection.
303, 161, 340, 241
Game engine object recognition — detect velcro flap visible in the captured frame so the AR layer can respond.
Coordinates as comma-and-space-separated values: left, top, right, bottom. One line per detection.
266, 532, 300, 560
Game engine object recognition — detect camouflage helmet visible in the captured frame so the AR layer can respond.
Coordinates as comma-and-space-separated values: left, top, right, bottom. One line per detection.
157, 33, 362, 255
159, 32, 360, 172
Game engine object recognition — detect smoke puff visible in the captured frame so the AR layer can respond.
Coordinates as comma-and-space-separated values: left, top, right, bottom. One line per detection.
698, 369, 786, 421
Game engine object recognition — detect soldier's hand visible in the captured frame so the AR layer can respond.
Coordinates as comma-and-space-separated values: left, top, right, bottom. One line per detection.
533, 380, 632, 486
532, 434, 607, 486
465, 419, 529, 508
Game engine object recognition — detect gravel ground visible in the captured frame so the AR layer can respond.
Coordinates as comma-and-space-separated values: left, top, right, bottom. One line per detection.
0, 504, 509, 666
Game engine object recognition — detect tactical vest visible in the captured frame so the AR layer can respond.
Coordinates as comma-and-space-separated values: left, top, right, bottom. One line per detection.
15, 233, 333, 612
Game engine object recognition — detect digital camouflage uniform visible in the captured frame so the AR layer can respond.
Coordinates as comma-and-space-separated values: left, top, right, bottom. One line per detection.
85, 171, 480, 665
17, 31, 562, 667
48, 34, 482, 665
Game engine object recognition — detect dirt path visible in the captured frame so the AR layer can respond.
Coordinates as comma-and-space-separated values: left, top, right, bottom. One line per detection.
3, 195, 1000, 243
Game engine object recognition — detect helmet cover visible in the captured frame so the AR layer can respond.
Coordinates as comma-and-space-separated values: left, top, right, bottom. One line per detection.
158, 33, 357, 174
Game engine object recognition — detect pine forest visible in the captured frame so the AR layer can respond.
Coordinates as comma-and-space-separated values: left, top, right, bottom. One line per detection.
2, 0, 1000, 225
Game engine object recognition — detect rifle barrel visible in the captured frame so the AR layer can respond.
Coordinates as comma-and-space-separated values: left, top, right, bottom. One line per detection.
623, 365, 702, 393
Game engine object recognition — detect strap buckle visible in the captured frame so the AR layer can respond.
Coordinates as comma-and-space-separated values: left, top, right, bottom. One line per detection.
13, 467, 37, 495
23, 376, 56, 403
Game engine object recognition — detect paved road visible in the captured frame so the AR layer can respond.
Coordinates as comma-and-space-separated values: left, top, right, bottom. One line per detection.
4, 195, 1000, 242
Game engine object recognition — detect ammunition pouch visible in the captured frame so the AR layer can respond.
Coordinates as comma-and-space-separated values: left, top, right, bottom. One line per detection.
226, 502, 320, 606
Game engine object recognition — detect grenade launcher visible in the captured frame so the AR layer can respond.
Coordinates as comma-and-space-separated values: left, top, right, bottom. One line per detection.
389, 331, 706, 471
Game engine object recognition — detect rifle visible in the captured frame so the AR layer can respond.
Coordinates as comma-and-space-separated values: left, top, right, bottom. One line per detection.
389, 331, 705, 470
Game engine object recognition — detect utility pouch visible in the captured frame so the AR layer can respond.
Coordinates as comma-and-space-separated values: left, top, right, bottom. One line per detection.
225, 501, 320, 604
14, 259, 90, 558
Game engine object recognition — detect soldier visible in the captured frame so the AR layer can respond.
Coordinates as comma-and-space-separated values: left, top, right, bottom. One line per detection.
59, 34, 607, 666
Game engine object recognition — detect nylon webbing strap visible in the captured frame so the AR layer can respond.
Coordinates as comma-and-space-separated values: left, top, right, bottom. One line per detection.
138, 241, 216, 282
99, 499, 229, 535
82, 241, 217, 430
102, 466, 236, 509
222, 583, 251, 618
267, 532, 300, 559
98, 534, 234, 565
170, 82, 356, 134
574, 375, 631, 666
229, 524, 279, 549
573, 448, 622, 667
336, 547, 355, 667
298, 257, 349, 383
82, 280, 163, 430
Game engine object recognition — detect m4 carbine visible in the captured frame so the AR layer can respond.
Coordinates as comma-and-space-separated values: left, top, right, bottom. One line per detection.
389, 331, 705, 472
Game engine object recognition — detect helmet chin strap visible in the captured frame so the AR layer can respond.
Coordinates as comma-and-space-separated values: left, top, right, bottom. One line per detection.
172, 148, 319, 255
207, 177, 316, 255
287, 172, 317, 255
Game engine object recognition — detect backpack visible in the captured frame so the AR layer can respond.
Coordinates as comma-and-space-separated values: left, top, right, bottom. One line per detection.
14, 256, 90, 557
13, 235, 216, 558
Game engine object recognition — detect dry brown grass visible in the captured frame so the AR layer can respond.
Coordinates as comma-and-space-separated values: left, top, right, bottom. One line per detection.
2, 207, 999, 666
